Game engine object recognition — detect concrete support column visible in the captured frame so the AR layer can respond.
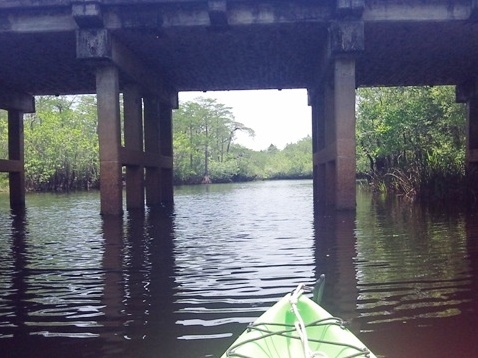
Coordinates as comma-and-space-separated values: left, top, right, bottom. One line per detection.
123, 85, 145, 210
466, 97, 478, 170
8, 109, 25, 209
96, 65, 123, 216
334, 58, 357, 209
457, 80, 478, 176
144, 96, 161, 207
159, 102, 174, 204
310, 20, 363, 210
311, 60, 357, 210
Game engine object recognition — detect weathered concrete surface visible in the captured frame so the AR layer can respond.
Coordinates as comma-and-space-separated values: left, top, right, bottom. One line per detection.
0, 0, 476, 96
457, 80, 478, 167
1, 0, 478, 212
8, 110, 25, 209
96, 65, 123, 216
123, 84, 145, 210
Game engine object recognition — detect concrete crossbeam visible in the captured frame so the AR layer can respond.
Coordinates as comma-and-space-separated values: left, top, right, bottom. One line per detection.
0, 88, 35, 112
76, 28, 177, 107
0, 159, 22, 173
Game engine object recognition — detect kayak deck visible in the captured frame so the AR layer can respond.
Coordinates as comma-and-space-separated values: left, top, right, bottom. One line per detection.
221, 285, 376, 358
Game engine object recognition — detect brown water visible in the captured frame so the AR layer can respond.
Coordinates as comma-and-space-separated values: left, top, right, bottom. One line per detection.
0, 180, 477, 357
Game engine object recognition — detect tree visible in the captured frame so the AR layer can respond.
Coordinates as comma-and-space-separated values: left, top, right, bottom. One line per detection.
24, 95, 99, 191
356, 86, 467, 199
173, 97, 255, 183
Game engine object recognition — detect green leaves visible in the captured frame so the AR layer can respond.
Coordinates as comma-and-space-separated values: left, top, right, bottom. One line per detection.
23, 95, 99, 191
356, 86, 467, 200
173, 97, 254, 183
172, 96, 312, 183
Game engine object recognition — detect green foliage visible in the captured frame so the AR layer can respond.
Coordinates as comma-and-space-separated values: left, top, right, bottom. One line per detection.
24, 96, 99, 191
356, 86, 467, 201
172, 96, 313, 184
0, 94, 312, 192
173, 97, 255, 183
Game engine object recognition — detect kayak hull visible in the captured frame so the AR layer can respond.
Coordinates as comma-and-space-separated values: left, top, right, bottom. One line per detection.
221, 291, 376, 358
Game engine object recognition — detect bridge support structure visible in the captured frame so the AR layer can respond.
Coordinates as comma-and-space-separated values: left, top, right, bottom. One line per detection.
309, 19, 364, 211
457, 79, 478, 182
76, 19, 176, 215
0, 89, 35, 210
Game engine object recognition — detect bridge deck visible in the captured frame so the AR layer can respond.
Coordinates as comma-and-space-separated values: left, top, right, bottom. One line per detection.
0, 0, 476, 96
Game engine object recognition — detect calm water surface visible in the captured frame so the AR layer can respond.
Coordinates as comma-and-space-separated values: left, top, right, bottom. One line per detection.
0, 180, 477, 357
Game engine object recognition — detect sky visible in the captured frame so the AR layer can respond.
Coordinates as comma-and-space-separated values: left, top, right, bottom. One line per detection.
178, 89, 312, 151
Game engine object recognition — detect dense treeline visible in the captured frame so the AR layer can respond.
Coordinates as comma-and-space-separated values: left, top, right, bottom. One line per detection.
1, 87, 470, 203
172, 97, 312, 183
0, 95, 312, 191
1, 96, 99, 191
356, 86, 473, 203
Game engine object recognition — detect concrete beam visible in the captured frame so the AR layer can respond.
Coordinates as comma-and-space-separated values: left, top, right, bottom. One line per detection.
121, 148, 173, 169
72, 1, 104, 28
76, 28, 111, 59
471, 0, 478, 21
363, 0, 470, 22
76, 29, 177, 107
208, 0, 228, 27
456, 79, 478, 102
336, 0, 364, 18
329, 20, 364, 56
111, 37, 177, 107
0, 1, 472, 36
0, 88, 35, 112
0, 159, 22, 173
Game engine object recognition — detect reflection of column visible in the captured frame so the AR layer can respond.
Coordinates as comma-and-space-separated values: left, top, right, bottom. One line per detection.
146, 208, 176, 349
100, 216, 125, 345
313, 210, 358, 320
10, 208, 28, 351
121, 208, 177, 356
465, 213, 478, 321
97, 66, 123, 215
121, 211, 148, 345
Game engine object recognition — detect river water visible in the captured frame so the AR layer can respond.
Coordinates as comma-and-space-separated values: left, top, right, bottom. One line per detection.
0, 180, 477, 357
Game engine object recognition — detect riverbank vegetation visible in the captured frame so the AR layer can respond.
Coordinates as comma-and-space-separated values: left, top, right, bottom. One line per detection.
0, 86, 473, 205
356, 86, 474, 204
0, 95, 312, 191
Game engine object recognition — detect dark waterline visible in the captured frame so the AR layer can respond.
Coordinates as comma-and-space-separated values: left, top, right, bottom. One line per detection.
0, 181, 478, 357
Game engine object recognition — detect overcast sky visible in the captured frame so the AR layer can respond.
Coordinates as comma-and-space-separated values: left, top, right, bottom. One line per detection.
178, 89, 312, 151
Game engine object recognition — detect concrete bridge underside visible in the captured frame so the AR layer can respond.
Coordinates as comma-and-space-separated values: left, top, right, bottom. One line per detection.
1, 0, 478, 214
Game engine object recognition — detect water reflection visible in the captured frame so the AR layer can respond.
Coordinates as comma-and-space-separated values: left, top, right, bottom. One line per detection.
353, 190, 478, 357
313, 210, 358, 322
1, 183, 478, 357
355, 191, 472, 327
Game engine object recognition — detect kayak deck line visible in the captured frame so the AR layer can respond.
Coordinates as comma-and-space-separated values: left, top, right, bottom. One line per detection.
222, 280, 376, 358
225, 317, 371, 358
227, 321, 371, 357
